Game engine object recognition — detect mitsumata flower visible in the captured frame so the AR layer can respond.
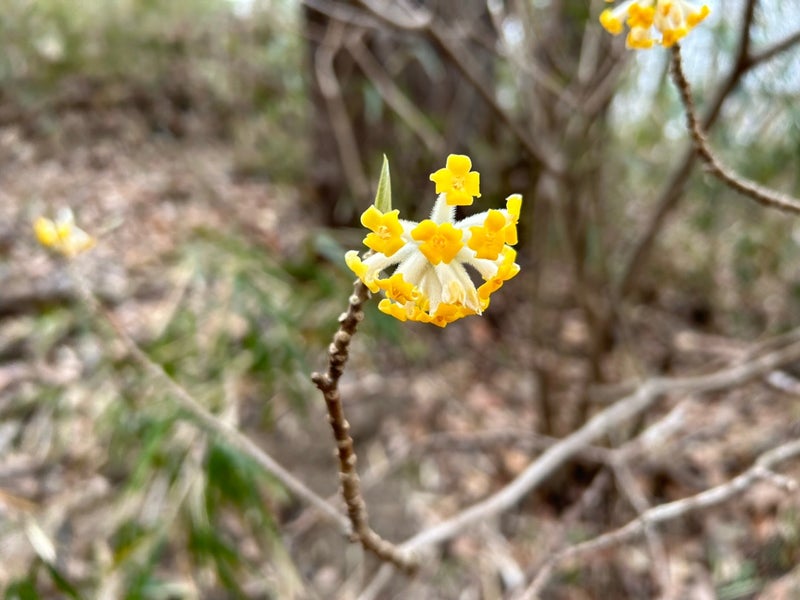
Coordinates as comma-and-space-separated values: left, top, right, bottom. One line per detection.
346, 154, 521, 328
429, 154, 481, 207
600, 0, 710, 49
34, 208, 95, 258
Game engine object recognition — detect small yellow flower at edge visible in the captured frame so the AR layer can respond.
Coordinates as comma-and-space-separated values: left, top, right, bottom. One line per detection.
34, 208, 95, 258
599, 0, 710, 50
346, 155, 521, 328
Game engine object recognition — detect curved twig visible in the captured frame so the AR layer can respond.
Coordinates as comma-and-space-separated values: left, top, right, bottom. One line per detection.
315, 21, 371, 203
522, 438, 800, 598
671, 43, 800, 215
354, 0, 565, 175
66, 263, 350, 535
346, 30, 446, 155
618, 6, 800, 296
311, 278, 419, 574
358, 335, 800, 597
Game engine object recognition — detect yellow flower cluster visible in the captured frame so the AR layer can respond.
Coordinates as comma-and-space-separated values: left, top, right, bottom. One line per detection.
346, 155, 521, 328
600, 0, 710, 49
34, 209, 95, 258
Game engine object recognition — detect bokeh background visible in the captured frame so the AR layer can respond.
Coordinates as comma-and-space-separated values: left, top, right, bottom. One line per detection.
2, 0, 800, 598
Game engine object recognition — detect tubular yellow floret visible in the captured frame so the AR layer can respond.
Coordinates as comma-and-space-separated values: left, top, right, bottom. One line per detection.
600, 9, 624, 35
627, 4, 655, 28
361, 206, 405, 257
411, 221, 464, 265
34, 217, 59, 248
345, 250, 381, 293
378, 298, 409, 322
686, 4, 709, 27
468, 210, 507, 260
429, 154, 481, 206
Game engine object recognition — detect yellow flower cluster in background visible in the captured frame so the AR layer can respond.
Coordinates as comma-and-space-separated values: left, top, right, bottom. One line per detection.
600, 0, 710, 49
34, 208, 95, 258
346, 154, 521, 328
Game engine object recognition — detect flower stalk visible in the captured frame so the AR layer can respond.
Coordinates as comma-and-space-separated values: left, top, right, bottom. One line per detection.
311, 277, 419, 573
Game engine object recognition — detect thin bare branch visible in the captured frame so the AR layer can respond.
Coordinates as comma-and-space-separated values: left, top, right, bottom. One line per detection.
484, 1, 581, 112
356, 0, 431, 30
395, 337, 800, 555
748, 29, 800, 67
302, 0, 381, 30
315, 21, 371, 202
346, 31, 446, 155
311, 278, 418, 574
65, 264, 351, 535
734, 0, 759, 69
428, 26, 565, 175
610, 458, 673, 598
356, 336, 800, 597
358, 564, 394, 600
671, 44, 800, 215
356, 0, 564, 175
617, 7, 800, 297
523, 438, 800, 598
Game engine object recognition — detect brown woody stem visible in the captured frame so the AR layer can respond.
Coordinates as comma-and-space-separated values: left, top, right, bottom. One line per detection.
311, 278, 419, 574
670, 44, 800, 215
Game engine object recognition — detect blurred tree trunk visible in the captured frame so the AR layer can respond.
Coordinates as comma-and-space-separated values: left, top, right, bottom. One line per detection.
304, 1, 366, 226
304, 0, 497, 225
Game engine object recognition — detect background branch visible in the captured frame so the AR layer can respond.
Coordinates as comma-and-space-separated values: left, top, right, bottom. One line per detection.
355, 334, 800, 597
346, 31, 446, 155
670, 44, 800, 215
315, 20, 371, 203
617, 4, 800, 297
523, 438, 800, 598
66, 263, 351, 536
399, 335, 800, 553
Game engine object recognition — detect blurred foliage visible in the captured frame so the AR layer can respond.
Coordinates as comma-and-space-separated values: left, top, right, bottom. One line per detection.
4, 561, 81, 600
1, 0, 307, 181
94, 230, 348, 593
1, 228, 364, 595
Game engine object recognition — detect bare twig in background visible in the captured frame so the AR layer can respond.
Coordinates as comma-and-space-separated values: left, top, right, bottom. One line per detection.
609, 457, 673, 599
484, 0, 580, 112
346, 31, 446, 155
522, 438, 800, 598
312, 278, 418, 574
427, 26, 564, 176
65, 263, 351, 535
356, 0, 431, 30
749, 28, 800, 66
670, 43, 800, 215
358, 336, 800, 597
355, 0, 564, 175
315, 21, 370, 203
401, 339, 800, 553
302, 0, 382, 30
618, 0, 800, 296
